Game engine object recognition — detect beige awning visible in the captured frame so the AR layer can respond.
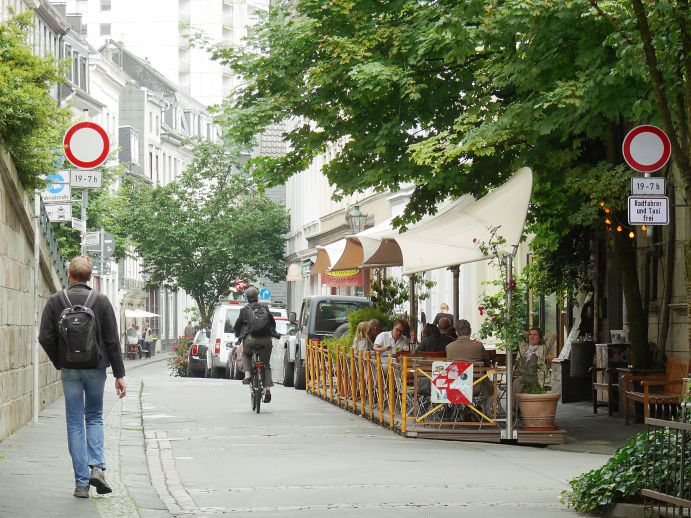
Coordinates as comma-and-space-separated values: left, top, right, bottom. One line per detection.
310, 240, 347, 274
398, 167, 533, 273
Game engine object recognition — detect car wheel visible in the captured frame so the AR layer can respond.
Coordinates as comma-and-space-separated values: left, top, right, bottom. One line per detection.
282, 350, 295, 387
293, 349, 306, 390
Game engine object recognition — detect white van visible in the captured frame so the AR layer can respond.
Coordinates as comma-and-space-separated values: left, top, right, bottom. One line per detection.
206, 302, 243, 378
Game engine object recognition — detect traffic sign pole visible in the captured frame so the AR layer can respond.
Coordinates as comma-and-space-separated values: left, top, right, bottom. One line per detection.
80, 189, 88, 255
100, 228, 105, 277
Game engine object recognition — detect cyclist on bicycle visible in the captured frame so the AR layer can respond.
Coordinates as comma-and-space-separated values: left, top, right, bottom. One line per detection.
234, 287, 280, 403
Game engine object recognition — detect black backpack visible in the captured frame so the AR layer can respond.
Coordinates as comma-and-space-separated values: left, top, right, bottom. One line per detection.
57, 290, 101, 368
245, 302, 271, 337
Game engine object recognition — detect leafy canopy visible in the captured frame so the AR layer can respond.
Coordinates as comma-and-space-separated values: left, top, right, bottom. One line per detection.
0, 11, 69, 190
209, 0, 688, 299
110, 140, 289, 325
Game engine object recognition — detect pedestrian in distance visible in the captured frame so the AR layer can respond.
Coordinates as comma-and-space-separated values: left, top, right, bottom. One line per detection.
183, 320, 195, 338
38, 256, 126, 499
234, 287, 280, 403
432, 303, 454, 326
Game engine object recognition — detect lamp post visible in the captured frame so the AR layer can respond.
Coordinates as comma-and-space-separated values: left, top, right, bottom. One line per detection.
347, 205, 368, 234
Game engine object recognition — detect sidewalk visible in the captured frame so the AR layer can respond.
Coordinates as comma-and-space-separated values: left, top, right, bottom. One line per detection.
0, 357, 169, 518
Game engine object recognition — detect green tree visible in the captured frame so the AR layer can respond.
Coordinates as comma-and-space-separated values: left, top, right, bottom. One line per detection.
0, 11, 69, 190
110, 140, 289, 327
209, 0, 688, 368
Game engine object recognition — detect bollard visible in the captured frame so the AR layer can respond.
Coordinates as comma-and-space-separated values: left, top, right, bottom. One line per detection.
388, 355, 395, 429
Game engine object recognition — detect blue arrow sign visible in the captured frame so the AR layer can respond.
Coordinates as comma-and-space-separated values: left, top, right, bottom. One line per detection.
259, 288, 272, 300
46, 173, 67, 194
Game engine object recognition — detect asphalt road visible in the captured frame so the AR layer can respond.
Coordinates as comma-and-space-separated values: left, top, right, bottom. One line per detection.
133, 360, 608, 517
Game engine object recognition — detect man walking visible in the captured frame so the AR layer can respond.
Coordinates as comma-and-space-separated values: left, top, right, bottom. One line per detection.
234, 287, 279, 403
38, 256, 126, 498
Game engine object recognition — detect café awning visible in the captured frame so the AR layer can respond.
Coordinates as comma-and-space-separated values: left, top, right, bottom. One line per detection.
398, 167, 533, 273
124, 309, 160, 318
309, 167, 532, 275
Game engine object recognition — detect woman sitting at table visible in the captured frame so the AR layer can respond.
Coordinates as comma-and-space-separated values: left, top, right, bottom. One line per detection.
417, 324, 448, 354
352, 321, 373, 351
513, 327, 548, 396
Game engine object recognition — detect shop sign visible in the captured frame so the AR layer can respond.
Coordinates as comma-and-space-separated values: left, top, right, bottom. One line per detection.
320, 268, 364, 287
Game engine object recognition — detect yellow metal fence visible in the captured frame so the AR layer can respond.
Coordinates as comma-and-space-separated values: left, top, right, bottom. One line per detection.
305, 340, 507, 434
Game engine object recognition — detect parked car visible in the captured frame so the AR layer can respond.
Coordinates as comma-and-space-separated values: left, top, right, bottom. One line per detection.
270, 319, 297, 385
277, 296, 372, 389
187, 329, 209, 377
206, 301, 243, 378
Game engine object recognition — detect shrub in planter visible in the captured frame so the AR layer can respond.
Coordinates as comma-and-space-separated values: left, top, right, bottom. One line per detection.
168, 337, 192, 377
562, 428, 691, 514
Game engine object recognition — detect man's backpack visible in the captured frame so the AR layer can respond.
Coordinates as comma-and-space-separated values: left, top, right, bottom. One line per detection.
245, 302, 271, 337
57, 290, 101, 368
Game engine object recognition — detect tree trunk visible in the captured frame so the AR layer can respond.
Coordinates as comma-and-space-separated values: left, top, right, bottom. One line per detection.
657, 184, 675, 359
195, 296, 209, 329
613, 221, 651, 368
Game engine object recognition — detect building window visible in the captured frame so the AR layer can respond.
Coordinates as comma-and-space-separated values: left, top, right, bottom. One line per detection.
100, 23, 111, 36
155, 115, 159, 135
100, 0, 111, 11
149, 150, 153, 177
149, 112, 153, 132
131, 134, 139, 164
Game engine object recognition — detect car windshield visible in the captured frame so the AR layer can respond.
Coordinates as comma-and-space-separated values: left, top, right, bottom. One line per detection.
314, 302, 364, 333
223, 307, 242, 334
194, 330, 209, 345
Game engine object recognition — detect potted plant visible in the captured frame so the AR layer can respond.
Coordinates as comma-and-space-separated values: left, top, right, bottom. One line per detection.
514, 347, 560, 429
476, 229, 560, 429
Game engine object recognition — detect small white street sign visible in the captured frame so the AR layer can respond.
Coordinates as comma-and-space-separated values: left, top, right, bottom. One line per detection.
628, 196, 669, 225
85, 231, 100, 246
70, 169, 102, 188
631, 177, 665, 196
45, 203, 72, 222
42, 191, 71, 203
71, 218, 86, 232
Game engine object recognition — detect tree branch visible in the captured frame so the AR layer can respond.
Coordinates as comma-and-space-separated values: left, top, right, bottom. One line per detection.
629, 0, 690, 175
588, 1, 635, 45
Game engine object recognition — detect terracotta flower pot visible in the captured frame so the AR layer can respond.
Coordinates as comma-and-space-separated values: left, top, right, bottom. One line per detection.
516, 392, 560, 430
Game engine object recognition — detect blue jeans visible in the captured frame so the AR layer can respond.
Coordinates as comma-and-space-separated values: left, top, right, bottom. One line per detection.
61, 368, 107, 485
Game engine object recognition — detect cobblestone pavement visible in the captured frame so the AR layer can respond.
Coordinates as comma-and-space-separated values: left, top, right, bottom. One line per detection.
0, 357, 170, 518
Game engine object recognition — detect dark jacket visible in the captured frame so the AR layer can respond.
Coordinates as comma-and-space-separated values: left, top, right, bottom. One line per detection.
38, 282, 125, 378
233, 302, 279, 341
417, 334, 451, 353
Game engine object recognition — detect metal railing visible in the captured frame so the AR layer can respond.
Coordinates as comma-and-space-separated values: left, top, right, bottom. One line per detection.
644, 379, 691, 516
305, 340, 507, 435
38, 198, 67, 286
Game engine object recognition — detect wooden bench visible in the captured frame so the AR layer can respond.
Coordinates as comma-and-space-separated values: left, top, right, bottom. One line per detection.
623, 357, 690, 424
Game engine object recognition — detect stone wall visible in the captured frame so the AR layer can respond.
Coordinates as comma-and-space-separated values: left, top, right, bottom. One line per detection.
0, 148, 64, 442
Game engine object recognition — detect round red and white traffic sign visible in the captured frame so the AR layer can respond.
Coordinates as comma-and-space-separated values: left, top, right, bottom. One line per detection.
622, 125, 671, 173
63, 122, 110, 169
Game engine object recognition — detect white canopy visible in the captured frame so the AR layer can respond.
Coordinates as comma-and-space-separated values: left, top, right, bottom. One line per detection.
309, 167, 532, 275
398, 167, 533, 273
124, 309, 160, 318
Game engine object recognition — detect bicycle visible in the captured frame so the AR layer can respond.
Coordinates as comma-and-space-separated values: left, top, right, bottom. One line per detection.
249, 350, 265, 414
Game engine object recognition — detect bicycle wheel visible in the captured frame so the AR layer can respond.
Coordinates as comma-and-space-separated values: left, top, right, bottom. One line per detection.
252, 371, 261, 414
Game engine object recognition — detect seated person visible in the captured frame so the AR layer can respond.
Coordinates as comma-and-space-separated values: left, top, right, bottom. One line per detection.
437, 317, 455, 345
417, 324, 448, 354
446, 319, 493, 402
432, 303, 454, 325
373, 319, 410, 358
513, 327, 548, 396
352, 321, 373, 352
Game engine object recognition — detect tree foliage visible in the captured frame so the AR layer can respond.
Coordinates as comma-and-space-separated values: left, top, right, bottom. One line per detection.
210, 0, 689, 366
109, 140, 290, 326
0, 11, 69, 190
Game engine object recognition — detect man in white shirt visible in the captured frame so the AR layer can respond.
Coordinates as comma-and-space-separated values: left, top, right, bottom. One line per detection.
373, 319, 410, 357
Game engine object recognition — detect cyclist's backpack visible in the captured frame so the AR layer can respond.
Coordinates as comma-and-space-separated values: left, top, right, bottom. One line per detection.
246, 302, 271, 337
57, 290, 101, 368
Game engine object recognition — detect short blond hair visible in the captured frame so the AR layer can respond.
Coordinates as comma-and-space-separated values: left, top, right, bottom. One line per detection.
440, 303, 449, 312
68, 255, 93, 282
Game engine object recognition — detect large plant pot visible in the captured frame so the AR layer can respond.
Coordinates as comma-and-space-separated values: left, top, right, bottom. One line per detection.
516, 392, 561, 430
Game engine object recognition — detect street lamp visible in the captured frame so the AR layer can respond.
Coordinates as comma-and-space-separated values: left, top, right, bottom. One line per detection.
347, 205, 368, 234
